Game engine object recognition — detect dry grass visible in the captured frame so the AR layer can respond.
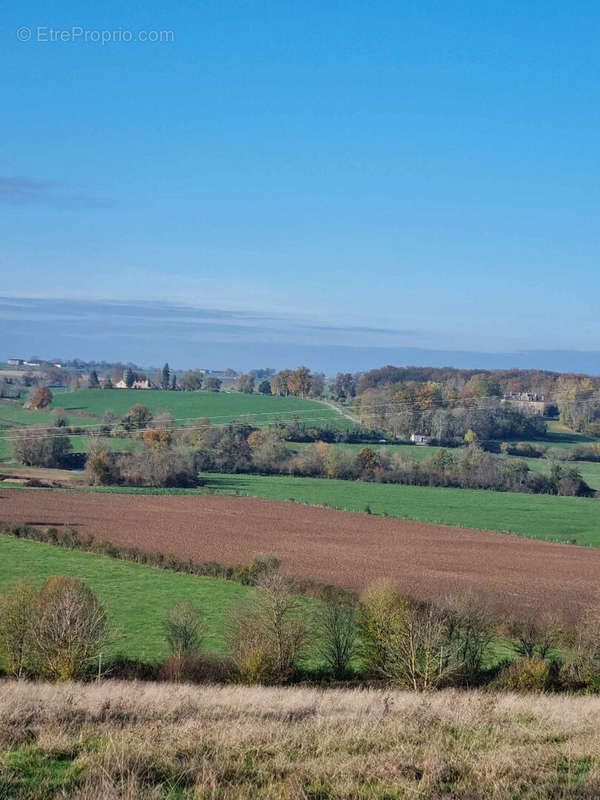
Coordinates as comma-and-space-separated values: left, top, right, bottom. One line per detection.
1, 681, 600, 798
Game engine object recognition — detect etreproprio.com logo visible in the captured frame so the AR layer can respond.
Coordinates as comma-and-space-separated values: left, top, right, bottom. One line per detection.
16, 26, 175, 44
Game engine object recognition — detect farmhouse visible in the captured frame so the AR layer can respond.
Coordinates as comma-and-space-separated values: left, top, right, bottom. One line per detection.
410, 433, 430, 445
502, 392, 548, 416
115, 378, 153, 389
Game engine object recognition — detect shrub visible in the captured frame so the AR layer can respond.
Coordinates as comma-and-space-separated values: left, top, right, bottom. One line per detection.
143, 427, 173, 453
34, 577, 108, 681
0, 580, 38, 677
316, 601, 358, 679
12, 426, 72, 467
117, 449, 198, 487
85, 447, 121, 486
226, 573, 311, 684
122, 404, 152, 431
159, 652, 234, 683
165, 602, 204, 666
358, 586, 451, 690
496, 658, 560, 692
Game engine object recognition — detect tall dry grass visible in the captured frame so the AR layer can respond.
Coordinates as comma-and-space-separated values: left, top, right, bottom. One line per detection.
1, 680, 600, 798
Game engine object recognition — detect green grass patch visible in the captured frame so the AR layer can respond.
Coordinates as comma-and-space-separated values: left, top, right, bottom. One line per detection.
50, 389, 348, 428
0, 401, 97, 429
0, 536, 254, 661
1, 746, 81, 800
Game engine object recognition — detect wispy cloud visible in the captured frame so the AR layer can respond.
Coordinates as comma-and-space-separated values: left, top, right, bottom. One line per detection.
0, 296, 419, 349
0, 177, 114, 208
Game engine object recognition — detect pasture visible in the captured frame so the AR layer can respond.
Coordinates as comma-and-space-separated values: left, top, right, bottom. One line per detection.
0, 535, 252, 661
50, 388, 347, 427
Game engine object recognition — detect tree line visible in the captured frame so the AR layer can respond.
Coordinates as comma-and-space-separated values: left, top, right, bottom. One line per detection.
3, 565, 600, 693
75, 409, 595, 497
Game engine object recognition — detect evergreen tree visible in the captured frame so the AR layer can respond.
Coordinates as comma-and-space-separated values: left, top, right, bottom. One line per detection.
171, 373, 177, 391
125, 367, 135, 388
88, 370, 100, 389
103, 377, 113, 389
161, 363, 170, 391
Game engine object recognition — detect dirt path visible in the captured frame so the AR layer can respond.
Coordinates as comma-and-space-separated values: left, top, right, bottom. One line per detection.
1, 487, 599, 619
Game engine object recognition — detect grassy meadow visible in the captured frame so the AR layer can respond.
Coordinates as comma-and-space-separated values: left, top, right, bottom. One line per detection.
2, 681, 600, 799
0, 389, 348, 463
50, 388, 347, 427
0, 536, 253, 661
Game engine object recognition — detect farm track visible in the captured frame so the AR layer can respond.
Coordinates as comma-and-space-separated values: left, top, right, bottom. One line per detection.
1, 487, 599, 620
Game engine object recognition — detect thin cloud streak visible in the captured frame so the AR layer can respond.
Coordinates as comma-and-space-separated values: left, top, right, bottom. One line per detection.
0, 177, 114, 208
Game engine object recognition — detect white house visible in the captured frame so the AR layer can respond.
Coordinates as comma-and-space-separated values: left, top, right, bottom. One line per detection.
115, 378, 153, 389
410, 433, 430, 446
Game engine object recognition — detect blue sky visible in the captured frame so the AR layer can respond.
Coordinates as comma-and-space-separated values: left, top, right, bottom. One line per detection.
2, 1, 599, 369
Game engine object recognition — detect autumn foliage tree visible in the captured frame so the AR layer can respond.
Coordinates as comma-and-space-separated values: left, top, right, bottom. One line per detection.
123, 404, 153, 431
143, 427, 173, 453
30, 385, 53, 409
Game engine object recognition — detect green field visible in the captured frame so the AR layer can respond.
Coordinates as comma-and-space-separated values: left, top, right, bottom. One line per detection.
0, 536, 253, 661
0, 389, 348, 462
509, 419, 600, 449
196, 473, 600, 545
523, 456, 600, 491
50, 388, 347, 427
0, 533, 518, 673
0, 401, 97, 430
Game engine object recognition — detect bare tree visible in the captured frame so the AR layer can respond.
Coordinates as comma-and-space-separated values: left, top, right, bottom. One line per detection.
359, 584, 454, 690
226, 572, 311, 683
13, 426, 72, 467
35, 577, 108, 681
317, 602, 357, 679
165, 602, 204, 659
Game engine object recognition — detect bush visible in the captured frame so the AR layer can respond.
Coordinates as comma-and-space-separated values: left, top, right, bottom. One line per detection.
34, 576, 109, 681
85, 447, 121, 485
316, 602, 358, 679
0, 580, 38, 677
0, 576, 108, 681
226, 573, 311, 684
12, 426, 72, 467
165, 601, 204, 667
117, 449, 198, 487
122, 404, 152, 431
496, 658, 560, 692
159, 652, 234, 683
29, 385, 53, 409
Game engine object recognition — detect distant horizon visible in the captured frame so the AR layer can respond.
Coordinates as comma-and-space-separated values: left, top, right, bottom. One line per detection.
2, 296, 599, 376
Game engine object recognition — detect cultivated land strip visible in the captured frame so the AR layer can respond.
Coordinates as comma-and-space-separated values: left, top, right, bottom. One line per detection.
2, 487, 600, 620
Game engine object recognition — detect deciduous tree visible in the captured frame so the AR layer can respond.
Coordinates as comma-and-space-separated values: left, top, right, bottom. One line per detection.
30, 385, 53, 410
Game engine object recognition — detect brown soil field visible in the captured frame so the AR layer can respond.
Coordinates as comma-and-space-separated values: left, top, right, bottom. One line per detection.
1, 487, 599, 619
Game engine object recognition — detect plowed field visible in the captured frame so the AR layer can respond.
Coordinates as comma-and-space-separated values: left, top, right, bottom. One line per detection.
2, 488, 598, 619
